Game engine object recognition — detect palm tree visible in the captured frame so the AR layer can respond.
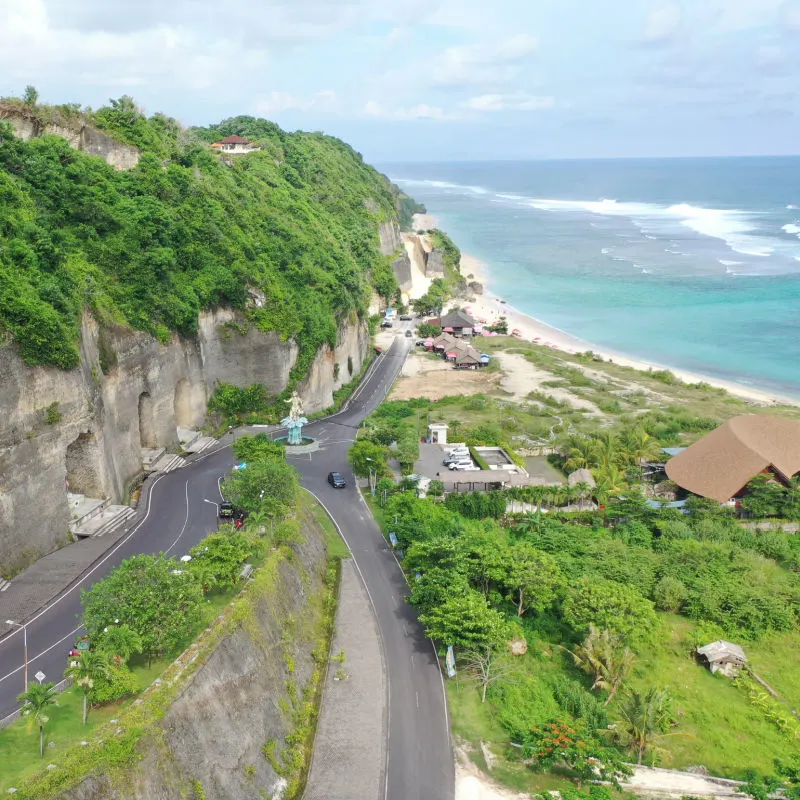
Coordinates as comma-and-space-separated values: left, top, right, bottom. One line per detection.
563, 435, 597, 472
593, 431, 621, 472
65, 651, 110, 725
594, 464, 627, 505
565, 625, 636, 706
574, 480, 593, 511
621, 427, 662, 476
18, 682, 58, 757
616, 687, 675, 764
244, 509, 270, 535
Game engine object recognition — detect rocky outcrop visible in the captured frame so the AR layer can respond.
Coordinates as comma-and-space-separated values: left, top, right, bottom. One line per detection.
51, 506, 330, 800
425, 248, 446, 278
392, 250, 413, 292
0, 311, 367, 575
0, 105, 140, 170
378, 220, 402, 256
299, 317, 371, 412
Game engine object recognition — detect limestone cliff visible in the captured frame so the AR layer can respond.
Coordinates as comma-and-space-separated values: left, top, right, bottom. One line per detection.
378, 220, 402, 256
0, 103, 140, 170
44, 506, 330, 800
0, 312, 368, 576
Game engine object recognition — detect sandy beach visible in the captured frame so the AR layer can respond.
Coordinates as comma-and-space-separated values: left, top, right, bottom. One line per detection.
458, 252, 799, 407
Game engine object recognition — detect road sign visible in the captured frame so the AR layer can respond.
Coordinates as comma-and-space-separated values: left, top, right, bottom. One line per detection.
34, 671, 46, 683
445, 646, 456, 678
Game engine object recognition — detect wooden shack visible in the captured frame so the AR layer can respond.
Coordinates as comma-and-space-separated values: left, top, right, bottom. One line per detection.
697, 640, 748, 677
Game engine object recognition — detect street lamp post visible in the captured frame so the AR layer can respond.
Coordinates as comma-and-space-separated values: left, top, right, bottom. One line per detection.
6, 619, 28, 692
365, 458, 377, 496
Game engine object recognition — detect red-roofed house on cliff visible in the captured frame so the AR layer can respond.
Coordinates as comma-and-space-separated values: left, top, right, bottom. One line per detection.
212, 135, 260, 154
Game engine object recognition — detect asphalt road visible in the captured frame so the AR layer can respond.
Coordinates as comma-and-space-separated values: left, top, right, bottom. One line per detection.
0, 325, 454, 800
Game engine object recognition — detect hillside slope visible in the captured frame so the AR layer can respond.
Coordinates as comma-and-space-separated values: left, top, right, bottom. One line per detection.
0, 100, 400, 380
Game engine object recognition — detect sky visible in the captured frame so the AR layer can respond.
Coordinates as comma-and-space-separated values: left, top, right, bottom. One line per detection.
1, 0, 799, 162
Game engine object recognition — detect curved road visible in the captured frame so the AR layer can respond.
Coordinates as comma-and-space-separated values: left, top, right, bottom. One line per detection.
0, 330, 454, 800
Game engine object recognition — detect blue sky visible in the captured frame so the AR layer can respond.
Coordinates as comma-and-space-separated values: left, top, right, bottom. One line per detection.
1, 0, 799, 161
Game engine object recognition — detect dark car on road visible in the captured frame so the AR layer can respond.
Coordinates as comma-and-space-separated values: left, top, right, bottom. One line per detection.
399, 314, 413, 321
380, 320, 393, 328
328, 471, 347, 488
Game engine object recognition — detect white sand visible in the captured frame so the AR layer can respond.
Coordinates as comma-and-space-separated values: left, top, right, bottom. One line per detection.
460, 254, 799, 407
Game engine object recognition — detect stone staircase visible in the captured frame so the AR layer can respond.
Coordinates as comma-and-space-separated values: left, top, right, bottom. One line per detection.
141, 447, 166, 472
67, 492, 108, 534
151, 452, 185, 473
183, 435, 217, 455
72, 504, 136, 538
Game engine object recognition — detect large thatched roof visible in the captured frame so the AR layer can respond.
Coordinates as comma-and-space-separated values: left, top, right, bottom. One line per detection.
665, 415, 800, 502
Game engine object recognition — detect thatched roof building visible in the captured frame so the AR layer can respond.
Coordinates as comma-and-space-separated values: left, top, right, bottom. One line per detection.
665, 415, 800, 502
568, 468, 596, 488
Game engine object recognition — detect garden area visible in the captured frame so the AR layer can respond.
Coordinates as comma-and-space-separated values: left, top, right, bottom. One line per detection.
352, 376, 800, 798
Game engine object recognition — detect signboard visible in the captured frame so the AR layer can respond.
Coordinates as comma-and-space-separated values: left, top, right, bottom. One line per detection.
445, 645, 456, 678
388, 532, 398, 548
34, 671, 46, 683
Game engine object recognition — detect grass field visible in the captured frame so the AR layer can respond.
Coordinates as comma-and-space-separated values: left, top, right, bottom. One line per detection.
0, 686, 119, 793
445, 612, 800, 783
301, 492, 351, 560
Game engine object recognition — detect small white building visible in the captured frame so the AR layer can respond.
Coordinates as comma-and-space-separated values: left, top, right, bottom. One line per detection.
211, 135, 260, 154
428, 422, 448, 445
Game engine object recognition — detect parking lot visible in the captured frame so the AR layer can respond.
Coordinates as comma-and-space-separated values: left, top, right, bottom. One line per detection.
414, 442, 472, 481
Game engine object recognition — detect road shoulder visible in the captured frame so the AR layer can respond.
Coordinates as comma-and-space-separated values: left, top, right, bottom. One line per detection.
304, 558, 387, 800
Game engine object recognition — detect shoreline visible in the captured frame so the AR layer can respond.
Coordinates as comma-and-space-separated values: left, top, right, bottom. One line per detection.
458, 251, 800, 408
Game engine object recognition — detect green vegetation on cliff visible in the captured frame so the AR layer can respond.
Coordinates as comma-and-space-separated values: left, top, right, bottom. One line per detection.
0, 97, 403, 373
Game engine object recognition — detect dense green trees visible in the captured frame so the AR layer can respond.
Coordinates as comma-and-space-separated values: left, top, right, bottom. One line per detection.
221, 459, 299, 517
81, 554, 205, 666
0, 102, 404, 377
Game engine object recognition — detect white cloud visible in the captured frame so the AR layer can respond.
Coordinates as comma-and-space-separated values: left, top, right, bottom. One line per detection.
433, 34, 538, 88
644, 3, 682, 42
0, 0, 267, 91
465, 93, 554, 111
363, 100, 448, 120
254, 90, 338, 114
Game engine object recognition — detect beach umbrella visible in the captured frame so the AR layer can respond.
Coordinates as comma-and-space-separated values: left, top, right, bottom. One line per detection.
512, 328, 522, 336
534, 337, 541, 341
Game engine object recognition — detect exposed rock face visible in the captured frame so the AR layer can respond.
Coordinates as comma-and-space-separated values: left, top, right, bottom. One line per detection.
299, 317, 371, 412
54, 510, 329, 800
392, 250, 413, 292
0, 107, 140, 170
378, 220, 402, 255
425, 248, 446, 278
468, 281, 484, 295
0, 311, 367, 575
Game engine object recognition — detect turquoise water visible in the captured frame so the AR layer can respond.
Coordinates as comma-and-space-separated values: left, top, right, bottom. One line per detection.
382, 158, 800, 397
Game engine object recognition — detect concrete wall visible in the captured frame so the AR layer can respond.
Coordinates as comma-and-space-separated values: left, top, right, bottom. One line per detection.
0, 309, 367, 575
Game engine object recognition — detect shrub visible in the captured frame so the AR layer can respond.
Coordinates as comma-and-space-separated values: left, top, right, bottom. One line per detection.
653, 575, 689, 612
88, 664, 139, 705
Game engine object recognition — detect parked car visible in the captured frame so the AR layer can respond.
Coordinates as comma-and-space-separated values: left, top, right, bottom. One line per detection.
451, 462, 480, 471
327, 471, 347, 488
399, 314, 413, 321
444, 448, 470, 459
380, 320, 393, 328
448, 460, 474, 470
442, 455, 469, 465
405, 329, 413, 337
415, 340, 427, 347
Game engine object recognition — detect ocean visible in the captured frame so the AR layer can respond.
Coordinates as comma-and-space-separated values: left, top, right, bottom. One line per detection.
382, 158, 800, 398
